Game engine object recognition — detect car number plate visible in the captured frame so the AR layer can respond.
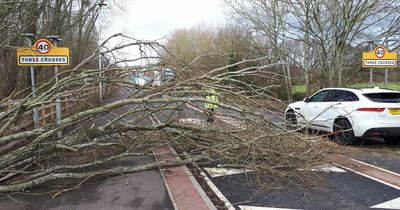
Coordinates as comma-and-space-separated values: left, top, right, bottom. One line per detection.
389, 108, 400, 115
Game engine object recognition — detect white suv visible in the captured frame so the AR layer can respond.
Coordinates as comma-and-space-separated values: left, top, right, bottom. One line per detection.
285, 87, 400, 145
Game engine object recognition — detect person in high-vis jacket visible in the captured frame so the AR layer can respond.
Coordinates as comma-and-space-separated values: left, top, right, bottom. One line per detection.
204, 88, 219, 123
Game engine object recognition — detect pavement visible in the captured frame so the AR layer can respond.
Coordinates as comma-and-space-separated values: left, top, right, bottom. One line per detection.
0, 87, 217, 210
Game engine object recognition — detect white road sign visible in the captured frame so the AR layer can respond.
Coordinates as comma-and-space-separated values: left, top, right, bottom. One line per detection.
19, 56, 68, 65
36, 39, 52, 54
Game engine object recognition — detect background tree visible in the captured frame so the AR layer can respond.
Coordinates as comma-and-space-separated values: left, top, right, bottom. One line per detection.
224, 0, 400, 95
0, 0, 112, 98
162, 24, 279, 92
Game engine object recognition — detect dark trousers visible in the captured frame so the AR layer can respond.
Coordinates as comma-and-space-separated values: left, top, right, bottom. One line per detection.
206, 108, 214, 123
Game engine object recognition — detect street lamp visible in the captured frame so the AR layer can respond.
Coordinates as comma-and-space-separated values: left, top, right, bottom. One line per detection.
21, 33, 40, 129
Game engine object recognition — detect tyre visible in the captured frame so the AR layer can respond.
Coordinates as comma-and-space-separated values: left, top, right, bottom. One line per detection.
384, 137, 400, 145
285, 110, 297, 130
332, 118, 357, 145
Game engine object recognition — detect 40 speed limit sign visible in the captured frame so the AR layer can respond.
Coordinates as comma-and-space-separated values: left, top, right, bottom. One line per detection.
35, 39, 52, 54
17, 38, 70, 66
362, 45, 397, 68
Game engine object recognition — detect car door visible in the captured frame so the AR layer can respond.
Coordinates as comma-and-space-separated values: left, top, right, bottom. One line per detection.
304, 89, 332, 130
324, 90, 359, 131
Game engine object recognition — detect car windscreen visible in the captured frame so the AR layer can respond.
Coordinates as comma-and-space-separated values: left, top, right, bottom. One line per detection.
363, 92, 400, 103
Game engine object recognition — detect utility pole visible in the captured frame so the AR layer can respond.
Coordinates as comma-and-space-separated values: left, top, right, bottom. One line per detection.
99, 53, 103, 100
22, 33, 40, 129
98, 2, 107, 101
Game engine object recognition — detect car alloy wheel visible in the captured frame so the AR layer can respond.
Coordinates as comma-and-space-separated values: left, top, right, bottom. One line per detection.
285, 110, 297, 130
333, 118, 356, 145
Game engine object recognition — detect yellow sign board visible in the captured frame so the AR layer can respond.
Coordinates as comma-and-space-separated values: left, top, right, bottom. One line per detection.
17, 39, 70, 66
362, 45, 397, 68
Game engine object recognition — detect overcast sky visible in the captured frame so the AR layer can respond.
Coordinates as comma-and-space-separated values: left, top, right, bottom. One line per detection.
104, 0, 227, 41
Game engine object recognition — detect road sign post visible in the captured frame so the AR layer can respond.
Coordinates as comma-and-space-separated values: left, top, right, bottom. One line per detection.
370, 69, 373, 85
52, 39, 62, 138
369, 45, 373, 85
25, 37, 40, 129
17, 37, 69, 132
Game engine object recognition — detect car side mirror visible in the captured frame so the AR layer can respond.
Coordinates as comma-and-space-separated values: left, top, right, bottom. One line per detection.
304, 97, 310, 103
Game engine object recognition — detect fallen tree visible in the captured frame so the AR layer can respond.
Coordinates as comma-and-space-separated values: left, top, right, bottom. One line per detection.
0, 34, 332, 195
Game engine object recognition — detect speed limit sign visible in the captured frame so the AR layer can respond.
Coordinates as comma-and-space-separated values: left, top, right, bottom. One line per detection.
375, 46, 385, 58
35, 39, 52, 54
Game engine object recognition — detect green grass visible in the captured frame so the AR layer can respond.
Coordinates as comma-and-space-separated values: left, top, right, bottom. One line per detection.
350, 83, 400, 90
292, 85, 307, 94
291, 83, 400, 94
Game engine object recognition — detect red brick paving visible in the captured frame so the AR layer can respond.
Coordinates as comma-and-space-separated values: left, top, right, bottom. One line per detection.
155, 145, 215, 210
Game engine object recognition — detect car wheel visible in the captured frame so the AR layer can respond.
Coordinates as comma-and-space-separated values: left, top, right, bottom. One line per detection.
333, 118, 357, 145
285, 110, 297, 130
383, 137, 400, 145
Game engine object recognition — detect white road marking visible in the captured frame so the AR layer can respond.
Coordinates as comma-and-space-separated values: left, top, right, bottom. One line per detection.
239, 205, 302, 210
185, 103, 246, 128
217, 116, 246, 129
200, 171, 236, 210
178, 118, 203, 125
309, 165, 346, 173
204, 167, 253, 177
205, 165, 345, 178
151, 113, 161, 124
371, 197, 400, 209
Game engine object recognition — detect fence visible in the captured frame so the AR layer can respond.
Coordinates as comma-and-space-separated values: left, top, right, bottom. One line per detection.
0, 86, 106, 134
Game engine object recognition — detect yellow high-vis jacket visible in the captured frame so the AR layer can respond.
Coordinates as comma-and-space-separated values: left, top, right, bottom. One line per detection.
205, 89, 219, 109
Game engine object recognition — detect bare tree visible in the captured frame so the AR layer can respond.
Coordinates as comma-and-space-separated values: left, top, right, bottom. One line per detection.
0, 34, 330, 194
224, 0, 400, 92
162, 24, 279, 94
0, 0, 112, 98
224, 0, 294, 99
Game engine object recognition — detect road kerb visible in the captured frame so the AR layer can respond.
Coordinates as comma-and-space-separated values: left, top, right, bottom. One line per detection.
154, 145, 217, 210
199, 170, 236, 210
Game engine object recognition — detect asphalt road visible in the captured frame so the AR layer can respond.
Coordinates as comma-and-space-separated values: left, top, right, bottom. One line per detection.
85, 89, 400, 210
95, 90, 400, 210
205, 167, 400, 209
178, 104, 400, 210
